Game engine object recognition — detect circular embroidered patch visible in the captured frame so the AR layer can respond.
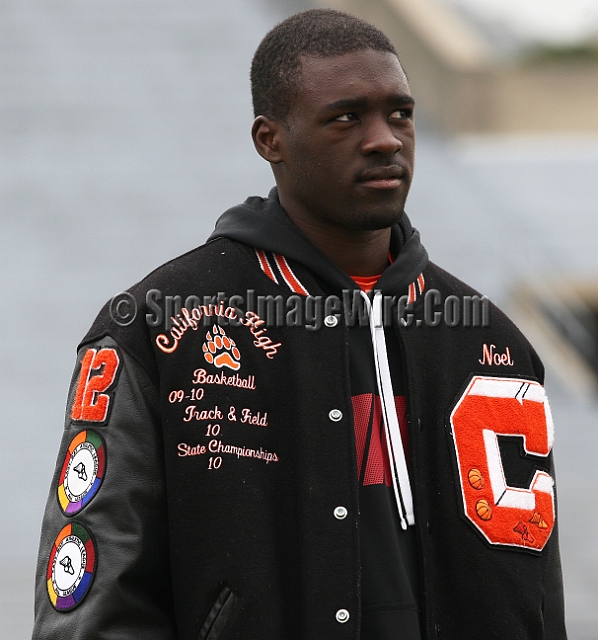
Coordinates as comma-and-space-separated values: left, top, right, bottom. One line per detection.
47, 522, 96, 611
57, 430, 106, 515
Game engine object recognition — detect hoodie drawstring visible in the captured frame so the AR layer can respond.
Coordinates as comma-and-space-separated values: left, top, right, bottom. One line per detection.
360, 290, 414, 530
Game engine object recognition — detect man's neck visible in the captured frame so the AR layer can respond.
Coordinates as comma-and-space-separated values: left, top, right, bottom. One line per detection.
281, 204, 392, 277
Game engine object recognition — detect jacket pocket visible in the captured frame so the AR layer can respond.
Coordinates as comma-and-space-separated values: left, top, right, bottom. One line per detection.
197, 586, 237, 640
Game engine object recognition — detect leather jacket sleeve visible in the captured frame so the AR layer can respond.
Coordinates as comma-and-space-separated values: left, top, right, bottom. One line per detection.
32, 336, 177, 639
543, 493, 568, 639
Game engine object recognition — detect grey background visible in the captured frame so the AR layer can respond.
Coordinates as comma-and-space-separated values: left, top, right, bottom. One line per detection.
1, 0, 597, 638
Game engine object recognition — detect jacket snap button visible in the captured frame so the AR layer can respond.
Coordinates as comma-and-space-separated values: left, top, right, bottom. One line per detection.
324, 315, 338, 327
329, 409, 343, 422
334, 506, 348, 520
335, 609, 350, 623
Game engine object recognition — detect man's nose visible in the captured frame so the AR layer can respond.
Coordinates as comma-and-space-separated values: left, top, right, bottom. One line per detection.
361, 117, 403, 156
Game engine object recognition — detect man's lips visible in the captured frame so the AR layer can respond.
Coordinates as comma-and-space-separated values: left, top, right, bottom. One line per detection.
357, 166, 405, 189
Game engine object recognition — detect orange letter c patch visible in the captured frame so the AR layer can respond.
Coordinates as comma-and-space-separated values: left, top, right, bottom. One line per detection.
450, 376, 555, 551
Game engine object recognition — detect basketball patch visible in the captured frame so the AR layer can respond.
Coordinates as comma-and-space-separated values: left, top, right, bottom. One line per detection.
57, 431, 106, 515
450, 376, 555, 551
47, 523, 96, 611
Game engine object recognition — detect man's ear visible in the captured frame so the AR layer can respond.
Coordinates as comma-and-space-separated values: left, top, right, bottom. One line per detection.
252, 116, 284, 164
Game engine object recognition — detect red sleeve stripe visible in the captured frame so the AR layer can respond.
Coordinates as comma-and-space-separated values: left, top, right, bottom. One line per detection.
255, 249, 279, 284
273, 253, 310, 296
417, 273, 425, 294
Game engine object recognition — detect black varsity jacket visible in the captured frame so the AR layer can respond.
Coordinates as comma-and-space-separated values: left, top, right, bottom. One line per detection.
33, 190, 567, 640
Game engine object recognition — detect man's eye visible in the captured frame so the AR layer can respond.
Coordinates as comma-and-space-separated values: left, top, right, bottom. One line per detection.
390, 108, 413, 120
334, 113, 357, 123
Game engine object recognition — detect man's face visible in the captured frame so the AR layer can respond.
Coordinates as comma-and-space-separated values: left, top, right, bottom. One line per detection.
274, 49, 415, 232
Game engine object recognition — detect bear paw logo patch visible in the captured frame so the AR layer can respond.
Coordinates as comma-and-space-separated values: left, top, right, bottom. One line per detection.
202, 325, 241, 371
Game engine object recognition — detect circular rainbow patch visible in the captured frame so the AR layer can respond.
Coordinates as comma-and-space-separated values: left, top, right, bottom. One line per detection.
47, 522, 96, 611
57, 430, 106, 515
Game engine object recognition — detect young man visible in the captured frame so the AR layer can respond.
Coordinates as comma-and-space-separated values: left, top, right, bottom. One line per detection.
33, 9, 567, 640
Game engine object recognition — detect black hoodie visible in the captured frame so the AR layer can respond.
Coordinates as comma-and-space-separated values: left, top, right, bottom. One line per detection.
210, 188, 428, 639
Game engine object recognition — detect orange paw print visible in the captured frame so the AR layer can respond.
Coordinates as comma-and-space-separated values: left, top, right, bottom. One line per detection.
202, 325, 241, 371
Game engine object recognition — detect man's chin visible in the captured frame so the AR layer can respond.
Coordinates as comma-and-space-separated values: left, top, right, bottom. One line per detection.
346, 207, 404, 231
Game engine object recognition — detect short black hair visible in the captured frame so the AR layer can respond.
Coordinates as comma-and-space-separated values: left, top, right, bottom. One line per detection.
251, 9, 399, 121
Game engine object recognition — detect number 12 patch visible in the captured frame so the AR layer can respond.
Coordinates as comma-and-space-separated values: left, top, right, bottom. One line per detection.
71, 348, 121, 423
450, 376, 555, 551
